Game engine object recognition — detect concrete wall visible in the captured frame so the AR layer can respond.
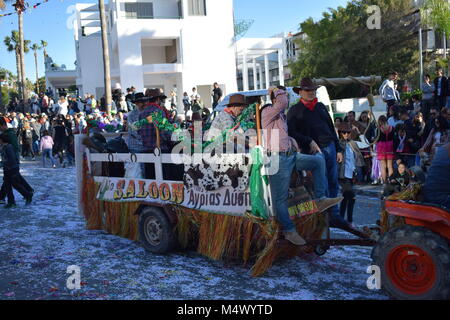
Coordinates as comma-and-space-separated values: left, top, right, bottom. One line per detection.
77, 36, 104, 96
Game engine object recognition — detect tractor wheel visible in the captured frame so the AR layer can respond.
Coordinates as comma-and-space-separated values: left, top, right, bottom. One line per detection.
138, 206, 177, 254
371, 225, 450, 300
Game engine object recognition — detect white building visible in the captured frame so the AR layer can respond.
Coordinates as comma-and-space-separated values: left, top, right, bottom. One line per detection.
73, 0, 237, 110
235, 31, 306, 91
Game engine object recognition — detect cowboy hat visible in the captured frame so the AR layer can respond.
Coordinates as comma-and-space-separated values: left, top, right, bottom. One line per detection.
293, 78, 320, 94
225, 94, 248, 107
145, 88, 168, 100
132, 92, 149, 104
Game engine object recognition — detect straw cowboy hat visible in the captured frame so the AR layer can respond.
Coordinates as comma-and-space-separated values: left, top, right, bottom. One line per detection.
225, 94, 248, 107
293, 78, 320, 94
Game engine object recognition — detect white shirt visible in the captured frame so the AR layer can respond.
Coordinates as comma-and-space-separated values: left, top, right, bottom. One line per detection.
58, 100, 68, 116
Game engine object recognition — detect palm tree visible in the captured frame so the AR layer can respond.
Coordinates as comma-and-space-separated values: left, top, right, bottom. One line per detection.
40, 40, 48, 60
31, 43, 41, 94
1, 0, 28, 99
3, 30, 30, 97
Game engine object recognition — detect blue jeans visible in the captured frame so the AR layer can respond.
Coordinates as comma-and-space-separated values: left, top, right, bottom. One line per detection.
295, 153, 327, 200
269, 152, 328, 232
269, 154, 297, 232
319, 142, 340, 214
42, 149, 56, 167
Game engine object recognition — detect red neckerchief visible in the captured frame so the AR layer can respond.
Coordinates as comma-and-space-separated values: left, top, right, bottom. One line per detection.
145, 102, 170, 119
301, 98, 319, 111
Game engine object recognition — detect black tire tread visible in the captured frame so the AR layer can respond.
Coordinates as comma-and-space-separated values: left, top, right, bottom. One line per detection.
371, 225, 450, 300
138, 206, 177, 254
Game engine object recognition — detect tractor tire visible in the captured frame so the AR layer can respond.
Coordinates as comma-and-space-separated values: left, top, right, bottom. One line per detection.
138, 206, 177, 254
371, 225, 450, 300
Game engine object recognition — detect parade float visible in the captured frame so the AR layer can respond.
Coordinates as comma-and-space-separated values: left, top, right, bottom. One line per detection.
75, 79, 449, 299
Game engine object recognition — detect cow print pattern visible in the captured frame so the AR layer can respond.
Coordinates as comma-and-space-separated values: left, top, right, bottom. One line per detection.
183, 154, 250, 192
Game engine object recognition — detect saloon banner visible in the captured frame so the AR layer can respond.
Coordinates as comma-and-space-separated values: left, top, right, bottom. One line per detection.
94, 176, 318, 218
95, 177, 252, 215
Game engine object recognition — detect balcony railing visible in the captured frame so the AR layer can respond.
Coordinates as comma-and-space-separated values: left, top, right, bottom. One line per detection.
125, 15, 183, 19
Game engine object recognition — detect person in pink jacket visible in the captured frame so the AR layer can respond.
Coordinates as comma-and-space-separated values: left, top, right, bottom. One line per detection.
40, 130, 57, 168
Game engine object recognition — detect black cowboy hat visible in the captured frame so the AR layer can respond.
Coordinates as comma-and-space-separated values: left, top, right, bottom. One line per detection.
293, 78, 320, 94
132, 92, 149, 104
145, 88, 168, 100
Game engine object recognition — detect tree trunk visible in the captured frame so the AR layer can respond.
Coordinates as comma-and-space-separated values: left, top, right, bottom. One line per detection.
34, 51, 39, 94
98, 0, 112, 115
18, 12, 27, 100
15, 49, 22, 95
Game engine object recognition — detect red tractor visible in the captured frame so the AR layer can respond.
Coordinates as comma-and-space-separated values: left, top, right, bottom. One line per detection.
371, 186, 450, 300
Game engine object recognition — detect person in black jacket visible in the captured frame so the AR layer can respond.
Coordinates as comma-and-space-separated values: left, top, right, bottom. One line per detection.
0, 133, 33, 208
287, 78, 343, 218
434, 68, 448, 110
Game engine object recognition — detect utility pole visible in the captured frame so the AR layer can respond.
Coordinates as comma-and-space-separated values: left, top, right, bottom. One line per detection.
98, 0, 112, 115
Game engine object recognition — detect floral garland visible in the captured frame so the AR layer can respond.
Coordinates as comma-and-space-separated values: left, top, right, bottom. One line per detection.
87, 119, 124, 133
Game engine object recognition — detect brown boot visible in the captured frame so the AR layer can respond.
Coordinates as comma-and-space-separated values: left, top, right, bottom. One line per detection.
284, 231, 307, 246
316, 197, 344, 212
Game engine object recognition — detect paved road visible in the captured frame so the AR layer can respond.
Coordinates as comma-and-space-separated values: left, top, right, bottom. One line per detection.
0, 161, 388, 300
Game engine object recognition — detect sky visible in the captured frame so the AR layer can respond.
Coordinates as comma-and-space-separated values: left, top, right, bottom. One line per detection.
0, 0, 349, 83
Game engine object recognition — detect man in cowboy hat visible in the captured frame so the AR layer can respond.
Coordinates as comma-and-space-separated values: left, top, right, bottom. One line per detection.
262, 86, 342, 245
287, 78, 343, 220
126, 93, 148, 155
204, 94, 248, 142
137, 88, 172, 154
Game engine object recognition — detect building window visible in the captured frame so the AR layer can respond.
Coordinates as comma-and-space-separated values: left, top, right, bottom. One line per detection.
125, 2, 154, 19
188, 0, 206, 16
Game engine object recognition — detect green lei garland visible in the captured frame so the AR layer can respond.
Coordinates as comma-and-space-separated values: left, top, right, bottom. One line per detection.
130, 104, 257, 148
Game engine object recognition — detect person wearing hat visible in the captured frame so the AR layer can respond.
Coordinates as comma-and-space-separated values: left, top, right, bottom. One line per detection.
262, 86, 343, 245
287, 78, 343, 219
126, 93, 148, 155
204, 94, 248, 142
337, 122, 364, 227
138, 88, 171, 154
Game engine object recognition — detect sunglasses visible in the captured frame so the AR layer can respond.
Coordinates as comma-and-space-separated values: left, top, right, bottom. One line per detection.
340, 131, 351, 134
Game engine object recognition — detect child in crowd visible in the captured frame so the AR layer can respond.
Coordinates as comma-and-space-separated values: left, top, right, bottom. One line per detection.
40, 130, 57, 168
383, 161, 410, 197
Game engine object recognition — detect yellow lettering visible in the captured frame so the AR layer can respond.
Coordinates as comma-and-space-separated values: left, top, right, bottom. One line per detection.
149, 182, 158, 199
136, 181, 149, 198
171, 183, 184, 204
159, 183, 170, 201
113, 180, 125, 200
123, 180, 136, 199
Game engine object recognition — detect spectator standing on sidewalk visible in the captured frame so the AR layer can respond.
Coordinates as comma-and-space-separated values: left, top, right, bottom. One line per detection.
421, 75, 434, 119
337, 122, 364, 227
434, 68, 448, 110
375, 115, 395, 184
212, 82, 223, 110
379, 72, 400, 114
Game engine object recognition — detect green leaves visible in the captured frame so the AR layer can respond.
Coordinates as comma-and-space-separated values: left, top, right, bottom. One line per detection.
420, 0, 450, 35
289, 0, 420, 99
